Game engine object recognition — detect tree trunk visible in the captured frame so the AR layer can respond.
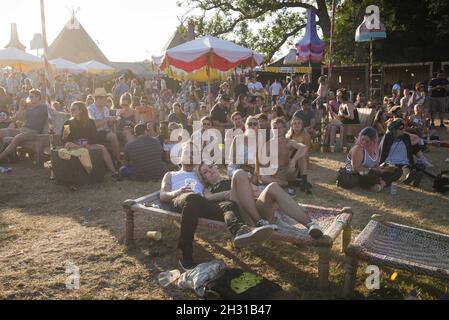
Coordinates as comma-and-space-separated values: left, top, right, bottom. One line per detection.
316, 0, 331, 37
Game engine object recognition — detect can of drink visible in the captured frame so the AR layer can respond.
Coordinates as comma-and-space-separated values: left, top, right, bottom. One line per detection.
146, 231, 162, 241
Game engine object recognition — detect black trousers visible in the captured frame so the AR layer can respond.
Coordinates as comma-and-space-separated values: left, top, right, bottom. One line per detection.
358, 166, 402, 189
170, 193, 243, 259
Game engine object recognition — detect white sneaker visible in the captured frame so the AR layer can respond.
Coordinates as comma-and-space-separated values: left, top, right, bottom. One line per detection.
417, 156, 434, 168
233, 225, 273, 248
256, 219, 278, 231
446, 158, 449, 163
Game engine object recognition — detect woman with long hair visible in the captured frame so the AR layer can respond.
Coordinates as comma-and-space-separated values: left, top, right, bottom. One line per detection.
234, 94, 249, 119
116, 93, 135, 144
198, 163, 323, 238
287, 117, 312, 149
62, 101, 120, 180
346, 127, 401, 191
286, 117, 312, 167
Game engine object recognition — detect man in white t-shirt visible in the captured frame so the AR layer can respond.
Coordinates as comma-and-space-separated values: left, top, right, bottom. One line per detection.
270, 79, 283, 104
247, 77, 263, 101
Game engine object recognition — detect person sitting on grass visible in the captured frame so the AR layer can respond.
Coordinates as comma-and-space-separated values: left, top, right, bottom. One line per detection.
378, 119, 427, 186
63, 101, 121, 181
119, 123, 165, 182
286, 117, 312, 166
408, 104, 429, 138
292, 99, 318, 141
160, 143, 274, 271
260, 117, 312, 195
345, 127, 402, 192
198, 163, 323, 238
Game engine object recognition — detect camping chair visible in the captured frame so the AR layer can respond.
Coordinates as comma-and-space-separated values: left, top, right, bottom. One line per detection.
123, 191, 354, 290
19, 121, 50, 167
343, 215, 449, 297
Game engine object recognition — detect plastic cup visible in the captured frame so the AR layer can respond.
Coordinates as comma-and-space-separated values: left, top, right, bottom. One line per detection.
330, 145, 336, 153
146, 231, 162, 241
184, 178, 197, 190
158, 270, 181, 287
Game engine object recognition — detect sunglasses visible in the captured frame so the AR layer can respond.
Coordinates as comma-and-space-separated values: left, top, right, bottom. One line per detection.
247, 122, 258, 127
202, 122, 212, 127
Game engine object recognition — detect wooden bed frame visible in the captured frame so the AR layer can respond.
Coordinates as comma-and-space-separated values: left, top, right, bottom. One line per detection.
123, 191, 353, 290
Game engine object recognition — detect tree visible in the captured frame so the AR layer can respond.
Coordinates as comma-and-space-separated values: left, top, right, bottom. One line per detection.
177, 0, 333, 62
333, 0, 449, 64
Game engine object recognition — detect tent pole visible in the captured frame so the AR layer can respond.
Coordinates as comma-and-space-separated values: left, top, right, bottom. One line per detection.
323, 0, 336, 153
370, 41, 373, 101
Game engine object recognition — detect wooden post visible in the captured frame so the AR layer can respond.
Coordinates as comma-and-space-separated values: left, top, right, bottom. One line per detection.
341, 226, 352, 253
318, 246, 331, 290
343, 255, 359, 297
123, 200, 136, 247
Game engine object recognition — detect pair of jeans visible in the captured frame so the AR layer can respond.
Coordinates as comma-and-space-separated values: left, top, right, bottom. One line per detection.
169, 193, 243, 260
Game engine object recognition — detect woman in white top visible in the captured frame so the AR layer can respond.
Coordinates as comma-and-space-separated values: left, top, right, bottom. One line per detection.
346, 127, 402, 192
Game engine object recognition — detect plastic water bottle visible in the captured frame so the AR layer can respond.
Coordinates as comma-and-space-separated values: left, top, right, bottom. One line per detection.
0, 167, 12, 174
390, 182, 397, 195
158, 270, 181, 287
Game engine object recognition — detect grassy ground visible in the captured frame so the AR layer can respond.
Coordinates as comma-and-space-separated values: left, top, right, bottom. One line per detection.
1, 127, 448, 300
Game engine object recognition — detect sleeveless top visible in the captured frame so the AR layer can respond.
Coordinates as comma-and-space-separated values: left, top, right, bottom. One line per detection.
170, 171, 204, 196
341, 104, 360, 124
346, 149, 379, 171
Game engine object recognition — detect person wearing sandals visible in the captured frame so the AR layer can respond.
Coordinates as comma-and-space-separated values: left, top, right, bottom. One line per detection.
346, 127, 401, 192
198, 163, 323, 238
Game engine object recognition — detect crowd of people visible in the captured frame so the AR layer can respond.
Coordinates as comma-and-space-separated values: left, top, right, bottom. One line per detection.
1, 67, 448, 270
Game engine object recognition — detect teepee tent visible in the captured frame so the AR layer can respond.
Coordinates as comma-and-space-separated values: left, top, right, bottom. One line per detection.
48, 16, 110, 64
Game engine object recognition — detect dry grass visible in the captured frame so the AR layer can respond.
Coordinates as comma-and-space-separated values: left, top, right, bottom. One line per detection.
1, 129, 448, 300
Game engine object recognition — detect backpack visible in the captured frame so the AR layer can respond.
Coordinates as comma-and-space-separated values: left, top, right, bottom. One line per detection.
433, 171, 449, 193
336, 168, 360, 189
204, 268, 283, 300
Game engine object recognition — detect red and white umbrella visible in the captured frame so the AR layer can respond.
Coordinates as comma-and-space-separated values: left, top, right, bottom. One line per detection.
153, 35, 264, 81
